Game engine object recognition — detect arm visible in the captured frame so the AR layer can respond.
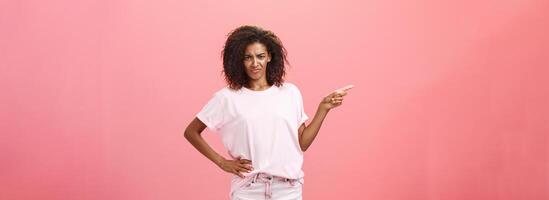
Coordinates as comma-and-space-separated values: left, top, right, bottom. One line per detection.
184, 117, 225, 166
298, 85, 354, 152
298, 105, 329, 152
184, 117, 252, 178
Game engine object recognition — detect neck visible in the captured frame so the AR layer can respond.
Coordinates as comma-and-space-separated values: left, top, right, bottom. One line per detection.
246, 79, 270, 90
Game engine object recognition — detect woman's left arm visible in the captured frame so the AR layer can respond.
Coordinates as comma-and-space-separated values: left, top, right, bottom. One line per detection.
298, 85, 354, 152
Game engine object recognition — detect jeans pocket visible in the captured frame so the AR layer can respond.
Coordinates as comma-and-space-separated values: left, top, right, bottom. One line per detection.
230, 177, 254, 199
231, 177, 252, 192
241, 180, 253, 189
238, 177, 256, 191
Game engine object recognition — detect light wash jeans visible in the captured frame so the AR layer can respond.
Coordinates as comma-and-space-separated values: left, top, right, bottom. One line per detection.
230, 172, 304, 200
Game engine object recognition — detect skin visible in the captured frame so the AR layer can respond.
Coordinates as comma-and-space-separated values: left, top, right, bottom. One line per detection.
242, 42, 271, 90
184, 42, 353, 178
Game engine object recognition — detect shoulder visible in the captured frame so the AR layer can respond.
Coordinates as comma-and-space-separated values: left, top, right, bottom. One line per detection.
281, 82, 304, 93
212, 85, 247, 100
207, 86, 232, 101
281, 82, 299, 90
215, 86, 231, 95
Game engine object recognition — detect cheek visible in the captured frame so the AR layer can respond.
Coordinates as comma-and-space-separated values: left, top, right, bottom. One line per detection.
243, 61, 251, 68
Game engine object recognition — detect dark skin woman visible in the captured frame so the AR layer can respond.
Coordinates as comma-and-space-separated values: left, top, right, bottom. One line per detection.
184, 25, 354, 179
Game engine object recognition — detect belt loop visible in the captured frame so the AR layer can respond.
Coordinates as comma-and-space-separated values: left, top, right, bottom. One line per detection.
265, 180, 272, 199
252, 173, 258, 183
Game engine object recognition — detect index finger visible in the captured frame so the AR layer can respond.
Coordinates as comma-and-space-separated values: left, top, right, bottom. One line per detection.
335, 85, 354, 93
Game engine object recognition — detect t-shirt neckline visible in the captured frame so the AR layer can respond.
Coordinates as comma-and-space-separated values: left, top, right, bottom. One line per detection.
241, 84, 276, 95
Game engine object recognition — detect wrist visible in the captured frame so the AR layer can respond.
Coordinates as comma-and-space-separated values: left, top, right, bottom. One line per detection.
317, 103, 330, 113
214, 156, 226, 166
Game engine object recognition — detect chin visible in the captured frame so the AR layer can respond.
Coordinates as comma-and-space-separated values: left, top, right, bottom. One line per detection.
247, 74, 262, 80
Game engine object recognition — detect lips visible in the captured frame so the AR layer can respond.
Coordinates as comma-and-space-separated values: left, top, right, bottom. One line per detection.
251, 68, 261, 73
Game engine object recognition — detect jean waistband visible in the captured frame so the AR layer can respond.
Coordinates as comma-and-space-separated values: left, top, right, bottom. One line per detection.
251, 172, 298, 183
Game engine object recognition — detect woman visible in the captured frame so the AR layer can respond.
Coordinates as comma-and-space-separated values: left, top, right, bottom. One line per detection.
184, 25, 353, 200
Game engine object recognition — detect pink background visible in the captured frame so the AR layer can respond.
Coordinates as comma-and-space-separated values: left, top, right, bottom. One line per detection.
1, 0, 548, 199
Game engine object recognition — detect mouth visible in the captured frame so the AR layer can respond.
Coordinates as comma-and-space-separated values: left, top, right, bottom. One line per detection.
251, 68, 261, 73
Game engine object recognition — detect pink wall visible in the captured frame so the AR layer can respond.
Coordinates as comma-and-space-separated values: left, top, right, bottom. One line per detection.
2, 0, 548, 199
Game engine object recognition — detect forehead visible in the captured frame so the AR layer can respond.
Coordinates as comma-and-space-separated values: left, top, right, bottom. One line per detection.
244, 42, 268, 54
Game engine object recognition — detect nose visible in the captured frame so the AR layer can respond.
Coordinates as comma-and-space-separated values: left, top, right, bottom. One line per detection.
252, 57, 259, 67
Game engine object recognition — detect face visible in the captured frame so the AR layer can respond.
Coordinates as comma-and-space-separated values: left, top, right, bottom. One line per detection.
243, 42, 271, 81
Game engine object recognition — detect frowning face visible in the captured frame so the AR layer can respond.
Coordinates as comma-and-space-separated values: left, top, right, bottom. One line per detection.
243, 42, 271, 81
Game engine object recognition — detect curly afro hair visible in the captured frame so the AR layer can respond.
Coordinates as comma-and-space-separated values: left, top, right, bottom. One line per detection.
221, 25, 289, 90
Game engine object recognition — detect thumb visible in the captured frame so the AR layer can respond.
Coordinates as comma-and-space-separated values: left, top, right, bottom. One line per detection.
330, 91, 345, 97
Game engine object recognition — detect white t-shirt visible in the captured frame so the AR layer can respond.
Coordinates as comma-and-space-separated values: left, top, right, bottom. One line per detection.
196, 82, 309, 179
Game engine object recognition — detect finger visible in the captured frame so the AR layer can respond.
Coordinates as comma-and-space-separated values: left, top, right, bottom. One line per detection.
334, 91, 348, 97
238, 166, 251, 172
331, 97, 343, 102
240, 159, 252, 164
238, 163, 253, 170
243, 164, 254, 170
334, 85, 354, 94
232, 169, 245, 178
337, 85, 354, 92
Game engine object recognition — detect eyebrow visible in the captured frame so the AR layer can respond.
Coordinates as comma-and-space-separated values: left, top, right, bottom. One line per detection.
244, 53, 266, 56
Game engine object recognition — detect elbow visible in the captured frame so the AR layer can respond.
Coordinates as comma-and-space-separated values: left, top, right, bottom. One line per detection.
183, 130, 191, 140
184, 124, 205, 141
300, 144, 308, 152
299, 137, 308, 152
183, 129, 197, 140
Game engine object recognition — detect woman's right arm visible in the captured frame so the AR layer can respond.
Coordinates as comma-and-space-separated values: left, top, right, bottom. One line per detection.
184, 117, 252, 178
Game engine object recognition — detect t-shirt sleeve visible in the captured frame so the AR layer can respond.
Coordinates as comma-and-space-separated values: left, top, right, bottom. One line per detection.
196, 92, 226, 132
293, 85, 309, 125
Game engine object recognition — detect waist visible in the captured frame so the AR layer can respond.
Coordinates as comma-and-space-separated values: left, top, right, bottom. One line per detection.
253, 172, 296, 182
233, 172, 303, 182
